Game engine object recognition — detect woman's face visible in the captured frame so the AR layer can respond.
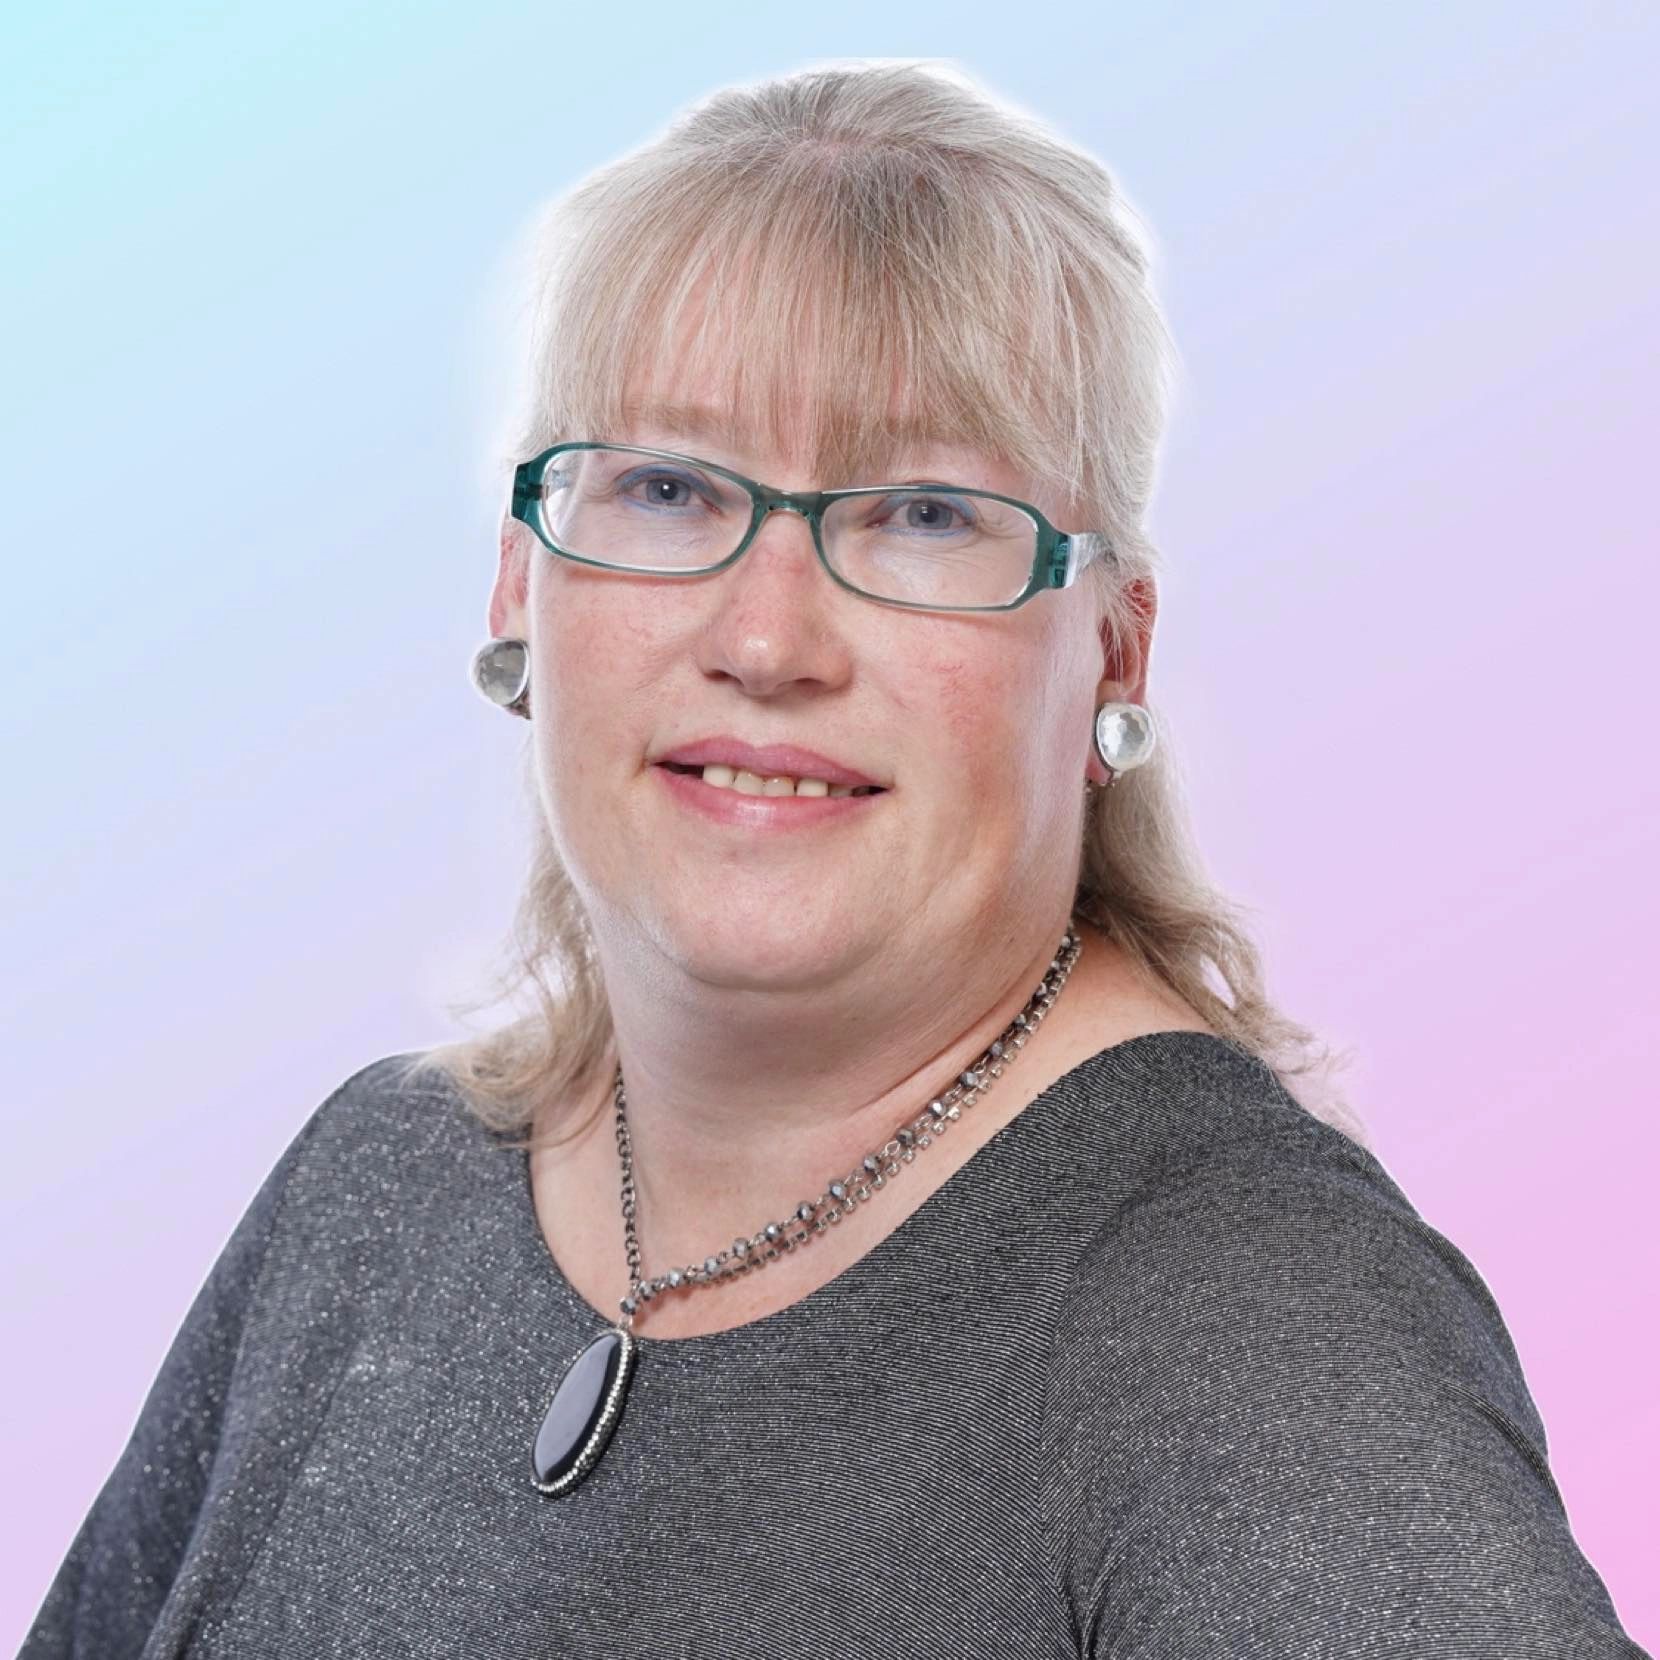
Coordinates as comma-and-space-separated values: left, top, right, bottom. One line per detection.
489, 391, 1143, 995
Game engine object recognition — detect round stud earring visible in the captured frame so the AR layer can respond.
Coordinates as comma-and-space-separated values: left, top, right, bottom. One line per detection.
1090, 699, 1155, 787
471, 637, 531, 720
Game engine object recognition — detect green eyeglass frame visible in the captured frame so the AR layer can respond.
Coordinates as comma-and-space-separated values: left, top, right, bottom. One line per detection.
508, 441, 1114, 614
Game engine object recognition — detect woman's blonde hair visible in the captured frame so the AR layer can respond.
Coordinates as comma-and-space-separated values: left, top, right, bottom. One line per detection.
397, 58, 1368, 1151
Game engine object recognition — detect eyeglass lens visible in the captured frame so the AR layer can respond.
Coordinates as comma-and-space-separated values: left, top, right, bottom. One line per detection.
541, 446, 1038, 608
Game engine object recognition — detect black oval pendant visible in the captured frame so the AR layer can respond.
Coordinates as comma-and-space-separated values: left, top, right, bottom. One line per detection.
531, 1326, 637, 1495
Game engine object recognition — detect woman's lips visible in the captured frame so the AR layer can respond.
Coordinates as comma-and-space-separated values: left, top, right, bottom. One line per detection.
653, 763, 887, 828
657, 761, 883, 797
652, 738, 884, 789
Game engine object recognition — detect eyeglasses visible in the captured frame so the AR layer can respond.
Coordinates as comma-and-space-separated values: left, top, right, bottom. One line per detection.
509, 442, 1114, 614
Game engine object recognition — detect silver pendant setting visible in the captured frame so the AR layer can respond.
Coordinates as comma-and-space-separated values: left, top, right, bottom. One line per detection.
531, 1325, 638, 1495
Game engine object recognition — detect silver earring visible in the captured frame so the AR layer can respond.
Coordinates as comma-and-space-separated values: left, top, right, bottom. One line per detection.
471, 637, 531, 720
1090, 700, 1155, 788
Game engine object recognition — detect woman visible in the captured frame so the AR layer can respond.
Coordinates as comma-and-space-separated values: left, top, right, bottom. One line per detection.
23, 61, 1647, 1659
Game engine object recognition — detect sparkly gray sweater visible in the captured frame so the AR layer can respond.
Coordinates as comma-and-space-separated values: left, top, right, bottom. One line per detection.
20, 1033, 1650, 1658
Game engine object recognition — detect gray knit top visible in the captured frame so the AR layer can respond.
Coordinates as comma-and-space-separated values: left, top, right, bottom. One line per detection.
21, 1032, 1649, 1657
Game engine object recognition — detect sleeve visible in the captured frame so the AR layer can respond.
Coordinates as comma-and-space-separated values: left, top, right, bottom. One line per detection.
1043, 1149, 1652, 1659
17, 1092, 334, 1659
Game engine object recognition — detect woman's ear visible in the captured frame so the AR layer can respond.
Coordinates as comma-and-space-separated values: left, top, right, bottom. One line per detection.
488, 512, 532, 639
1094, 575, 1157, 708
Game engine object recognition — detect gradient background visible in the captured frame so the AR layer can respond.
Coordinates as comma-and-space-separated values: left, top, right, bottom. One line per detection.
4, 2, 1655, 1647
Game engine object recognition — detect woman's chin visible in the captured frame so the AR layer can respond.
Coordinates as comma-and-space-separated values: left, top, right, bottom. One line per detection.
650, 908, 865, 986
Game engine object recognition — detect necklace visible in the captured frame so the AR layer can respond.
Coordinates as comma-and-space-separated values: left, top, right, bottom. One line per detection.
530, 923, 1084, 1494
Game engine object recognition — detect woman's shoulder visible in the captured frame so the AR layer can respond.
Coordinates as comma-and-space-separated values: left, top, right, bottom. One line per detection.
1043, 1082, 1553, 1510
280, 1049, 479, 1189
241, 1050, 485, 1285
1053, 1086, 1529, 1405
1037, 1068, 1649, 1651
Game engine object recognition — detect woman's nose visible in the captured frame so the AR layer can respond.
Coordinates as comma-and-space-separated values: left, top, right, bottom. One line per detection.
694, 504, 853, 694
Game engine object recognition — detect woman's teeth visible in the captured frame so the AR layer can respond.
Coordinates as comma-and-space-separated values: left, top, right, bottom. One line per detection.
683, 763, 881, 798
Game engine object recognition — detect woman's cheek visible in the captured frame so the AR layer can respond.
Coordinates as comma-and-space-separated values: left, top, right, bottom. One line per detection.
931, 654, 1033, 796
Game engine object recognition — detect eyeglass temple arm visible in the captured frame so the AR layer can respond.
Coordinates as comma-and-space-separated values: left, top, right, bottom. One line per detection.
1051, 531, 1112, 588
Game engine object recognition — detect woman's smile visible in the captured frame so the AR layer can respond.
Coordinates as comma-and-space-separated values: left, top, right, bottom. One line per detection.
652, 759, 890, 829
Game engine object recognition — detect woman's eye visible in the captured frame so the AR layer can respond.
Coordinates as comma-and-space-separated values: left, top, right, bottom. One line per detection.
875, 492, 976, 533
619, 469, 699, 507
910, 498, 959, 529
